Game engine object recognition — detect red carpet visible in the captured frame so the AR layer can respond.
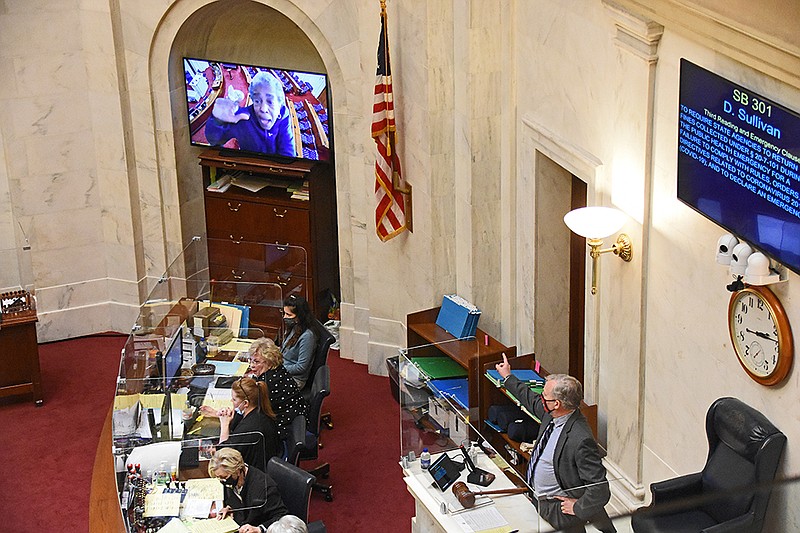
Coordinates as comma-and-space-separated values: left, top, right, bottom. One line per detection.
0, 335, 414, 532
308, 350, 415, 531
0, 334, 125, 531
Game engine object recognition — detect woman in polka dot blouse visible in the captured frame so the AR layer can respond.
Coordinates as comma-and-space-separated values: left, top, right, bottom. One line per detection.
246, 337, 308, 439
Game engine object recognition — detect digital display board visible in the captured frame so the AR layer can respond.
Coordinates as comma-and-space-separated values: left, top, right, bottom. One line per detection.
678, 59, 800, 274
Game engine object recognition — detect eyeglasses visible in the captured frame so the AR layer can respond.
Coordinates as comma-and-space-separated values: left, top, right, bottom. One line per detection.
235, 378, 249, 404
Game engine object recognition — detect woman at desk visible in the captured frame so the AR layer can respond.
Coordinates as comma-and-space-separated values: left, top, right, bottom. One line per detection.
280, 295, 321, 389
247, 337, 307, 439
209, 447, 288, 532
202, 377, 280, 471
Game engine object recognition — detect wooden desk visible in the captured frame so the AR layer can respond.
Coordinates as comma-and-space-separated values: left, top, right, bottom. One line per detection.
90, 408, 127, 532
0, 315, 43, 406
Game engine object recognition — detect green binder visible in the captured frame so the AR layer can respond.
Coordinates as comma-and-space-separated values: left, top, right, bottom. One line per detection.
411, 356, 468, 379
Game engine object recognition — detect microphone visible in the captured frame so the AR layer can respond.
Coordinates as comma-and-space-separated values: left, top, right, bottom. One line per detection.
460, 445, 496, 486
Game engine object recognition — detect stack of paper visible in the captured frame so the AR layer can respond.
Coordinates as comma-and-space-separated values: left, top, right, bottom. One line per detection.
206, 174, 232, 193
156, 517, 239, 533
435, 294, 481, 339
289, 180, 309, 201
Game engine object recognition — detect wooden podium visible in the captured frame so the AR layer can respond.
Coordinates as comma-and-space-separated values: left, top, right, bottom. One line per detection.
0, 290, 43, 406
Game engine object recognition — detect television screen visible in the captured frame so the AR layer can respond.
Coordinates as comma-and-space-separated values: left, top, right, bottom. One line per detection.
183, 57, 331, 162
678, 59, 800, 274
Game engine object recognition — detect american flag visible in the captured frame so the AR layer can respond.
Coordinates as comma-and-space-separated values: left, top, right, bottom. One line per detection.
372, 0, 410, 242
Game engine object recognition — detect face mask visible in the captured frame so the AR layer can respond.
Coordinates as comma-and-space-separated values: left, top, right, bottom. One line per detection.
283, 317, 296, 329
220, 475, 238, 488
233, 399, 246, 416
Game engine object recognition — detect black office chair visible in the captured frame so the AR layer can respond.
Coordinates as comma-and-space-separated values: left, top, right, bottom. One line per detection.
266, 457, 327, 532
631, 397, 786, 533
284, 414, 307, 466
302, 321, 335, 429
301, 365, 333, 501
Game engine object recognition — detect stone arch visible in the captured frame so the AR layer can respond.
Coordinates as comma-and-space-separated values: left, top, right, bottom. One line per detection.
142, 0, 351, 270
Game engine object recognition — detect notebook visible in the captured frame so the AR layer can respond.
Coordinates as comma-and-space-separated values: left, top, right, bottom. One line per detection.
411, 356, 468, 379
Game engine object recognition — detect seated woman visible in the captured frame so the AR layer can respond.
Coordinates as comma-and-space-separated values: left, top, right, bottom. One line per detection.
247, 337, 307, 439
201, 377, 280, 472
209, 447, 288, 532
280, 295, 323, 389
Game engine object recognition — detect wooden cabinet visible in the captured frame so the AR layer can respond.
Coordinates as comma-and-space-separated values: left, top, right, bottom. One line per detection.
200, 150, 339, 329
406, 306, 515, 423
0, 315, 43, 406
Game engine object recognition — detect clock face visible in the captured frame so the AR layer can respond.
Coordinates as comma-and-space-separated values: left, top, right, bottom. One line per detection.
729, 286, 793, 386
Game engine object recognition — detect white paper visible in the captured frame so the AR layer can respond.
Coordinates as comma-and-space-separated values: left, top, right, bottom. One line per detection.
452, 505, 509, 532
157, 517, 190, 533
181, 498, 214, 518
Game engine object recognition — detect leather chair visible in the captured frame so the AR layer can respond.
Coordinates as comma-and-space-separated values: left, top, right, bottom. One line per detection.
266, 457, 327, 532
284, 414, 307, 466
301, 365, 333, 501
631, 397, 786, 533
301, 321, 335, 429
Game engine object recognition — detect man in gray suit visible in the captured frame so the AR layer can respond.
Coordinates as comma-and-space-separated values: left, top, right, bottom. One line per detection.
495, 354, 616, 533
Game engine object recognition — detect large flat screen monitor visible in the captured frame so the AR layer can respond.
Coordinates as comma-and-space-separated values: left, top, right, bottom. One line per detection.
678, 59, 800, 275
183, 57, 331, 162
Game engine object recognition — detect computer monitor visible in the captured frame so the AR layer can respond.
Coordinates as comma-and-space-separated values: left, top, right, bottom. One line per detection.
163, 328, 183, 390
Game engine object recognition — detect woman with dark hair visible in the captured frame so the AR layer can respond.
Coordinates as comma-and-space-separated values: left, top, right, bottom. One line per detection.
280, 295, 321, 389
201, 377, 280, 471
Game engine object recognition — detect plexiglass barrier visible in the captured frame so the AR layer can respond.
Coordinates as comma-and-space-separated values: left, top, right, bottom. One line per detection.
397, 345, 795, 532
397, 343, 633, 532
113, 236, 308, 531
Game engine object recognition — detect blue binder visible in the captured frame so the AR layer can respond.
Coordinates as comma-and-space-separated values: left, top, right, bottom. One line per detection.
435, 295, 481, 338
427, 378, 469, 410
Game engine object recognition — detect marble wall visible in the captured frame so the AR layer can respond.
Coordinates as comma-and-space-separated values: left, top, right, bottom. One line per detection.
3, 0, 800, 527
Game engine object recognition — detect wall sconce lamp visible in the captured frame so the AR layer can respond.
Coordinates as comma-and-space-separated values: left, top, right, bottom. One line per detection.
564, 207, 633, 295
716, 233, 785, 290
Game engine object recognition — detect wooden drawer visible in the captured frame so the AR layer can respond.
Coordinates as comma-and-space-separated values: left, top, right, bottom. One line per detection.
208, 267, 312, 324
205, 196, 311, 243
208, 239, 309, 275
208, 238, 266, 270
264, 243, 309, 276
248, 306, 283, 340
264, 272, 312, 303
210, 264, 270, 284
261, 204, 311, 242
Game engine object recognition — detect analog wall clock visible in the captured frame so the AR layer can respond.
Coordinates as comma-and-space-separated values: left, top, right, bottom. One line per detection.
728, 285, 793, 386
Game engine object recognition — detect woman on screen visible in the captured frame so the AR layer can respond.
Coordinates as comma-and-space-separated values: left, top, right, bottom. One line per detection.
205, 70, 297, 157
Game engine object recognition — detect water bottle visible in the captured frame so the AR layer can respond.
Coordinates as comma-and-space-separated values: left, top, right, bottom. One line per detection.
420, 448, 431, 469
157, 461, 168, 485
